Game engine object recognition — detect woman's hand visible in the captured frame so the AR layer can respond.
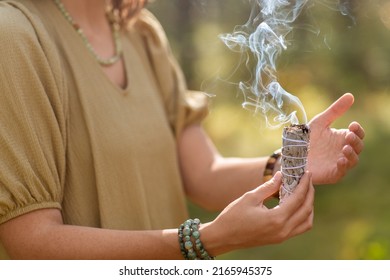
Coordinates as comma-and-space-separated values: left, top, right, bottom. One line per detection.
200, 171, 314, 256
308, 93, 365, 185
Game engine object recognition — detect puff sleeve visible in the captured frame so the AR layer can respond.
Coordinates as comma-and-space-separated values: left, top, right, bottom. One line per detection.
135, 10, 209, 139
0, 4, 67, 224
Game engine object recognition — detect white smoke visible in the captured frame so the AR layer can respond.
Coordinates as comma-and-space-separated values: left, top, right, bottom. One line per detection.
219, 0, 355, 128
220, 0, 310, 128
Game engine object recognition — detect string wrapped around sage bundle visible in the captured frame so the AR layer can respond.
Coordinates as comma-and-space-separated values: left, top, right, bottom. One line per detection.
279, 124, 310, 203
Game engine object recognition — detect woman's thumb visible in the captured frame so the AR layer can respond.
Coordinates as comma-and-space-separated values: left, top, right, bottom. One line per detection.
250, 171, 282, 202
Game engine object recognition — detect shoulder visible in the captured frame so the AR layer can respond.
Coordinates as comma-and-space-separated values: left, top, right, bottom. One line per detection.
0, 2, 38, 44
0, 2, 67, 110
0, 1, 60, 61
0, 3, 47, 84
136, 9, 165, 32
0, 1, 53, 72
132, 9, 169, 48
0, 2, 63, 83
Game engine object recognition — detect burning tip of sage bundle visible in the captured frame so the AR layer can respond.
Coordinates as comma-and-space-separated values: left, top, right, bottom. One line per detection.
279, 124, 310, 203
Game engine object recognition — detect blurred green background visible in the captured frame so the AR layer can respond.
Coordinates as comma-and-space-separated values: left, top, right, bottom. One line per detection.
148, 0, 390, 260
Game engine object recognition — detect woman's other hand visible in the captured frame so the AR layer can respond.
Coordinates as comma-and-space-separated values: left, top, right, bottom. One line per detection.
308, 93, 365, 185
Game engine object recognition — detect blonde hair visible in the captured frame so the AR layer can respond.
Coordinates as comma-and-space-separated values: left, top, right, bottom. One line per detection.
110, 0, 148, 25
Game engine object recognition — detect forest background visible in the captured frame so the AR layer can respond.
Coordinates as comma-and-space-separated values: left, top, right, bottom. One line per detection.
148, 0, 390, 260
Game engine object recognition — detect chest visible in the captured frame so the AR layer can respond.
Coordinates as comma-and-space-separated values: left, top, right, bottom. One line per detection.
63, 34, 176, 167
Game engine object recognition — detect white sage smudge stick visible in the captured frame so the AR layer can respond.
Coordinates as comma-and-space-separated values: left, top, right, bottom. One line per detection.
279, 124, 310, 203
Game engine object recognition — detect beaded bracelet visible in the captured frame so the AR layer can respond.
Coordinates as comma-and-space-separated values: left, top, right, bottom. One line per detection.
178, 218, 214, 260
263, 149, 282, 182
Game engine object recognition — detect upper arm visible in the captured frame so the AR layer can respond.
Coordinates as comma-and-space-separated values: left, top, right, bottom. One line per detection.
135, 10, 209, 137
0, 4, 66, 227
178, 124, 221, 197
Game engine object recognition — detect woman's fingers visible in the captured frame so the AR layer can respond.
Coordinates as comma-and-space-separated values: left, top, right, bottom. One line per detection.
247, 171, 282, 204
276, 172, 315, 239
312, 93, 354, 127
346, 130, 364, 155
349, 121, 365, 140
278, 172, 312, 212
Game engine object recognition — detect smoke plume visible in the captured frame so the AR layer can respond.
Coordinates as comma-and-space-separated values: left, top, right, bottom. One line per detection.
220, 0, 309, 128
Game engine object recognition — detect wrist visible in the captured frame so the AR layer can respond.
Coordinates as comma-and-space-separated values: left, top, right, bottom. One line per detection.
178, 219, 216, 260
273, 154, 281, 175
263, 149, 282, 182
263, 149, 282, 199
198, 220, 236, 257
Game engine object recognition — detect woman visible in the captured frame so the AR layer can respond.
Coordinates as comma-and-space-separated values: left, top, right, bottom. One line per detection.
0, 0, 364, 259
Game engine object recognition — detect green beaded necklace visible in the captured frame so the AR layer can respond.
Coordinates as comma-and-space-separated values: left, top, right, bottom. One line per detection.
53, 0, 123, 66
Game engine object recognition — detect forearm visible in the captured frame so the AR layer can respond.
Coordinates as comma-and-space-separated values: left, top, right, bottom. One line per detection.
0, 209, 181, 260
188, 156, 269, 210
179, 125, 279, 210
35, 226, 179, 260
1, 171, 312, 260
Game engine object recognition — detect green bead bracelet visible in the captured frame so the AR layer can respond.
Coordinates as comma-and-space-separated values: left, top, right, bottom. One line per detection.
177, 218, 214, 260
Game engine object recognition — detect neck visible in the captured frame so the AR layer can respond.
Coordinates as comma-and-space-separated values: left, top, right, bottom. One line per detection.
55, 0, 123, 68
60, 0, 108, 31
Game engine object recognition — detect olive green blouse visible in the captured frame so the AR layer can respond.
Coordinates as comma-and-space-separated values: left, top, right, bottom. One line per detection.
0, 0, 208, 257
